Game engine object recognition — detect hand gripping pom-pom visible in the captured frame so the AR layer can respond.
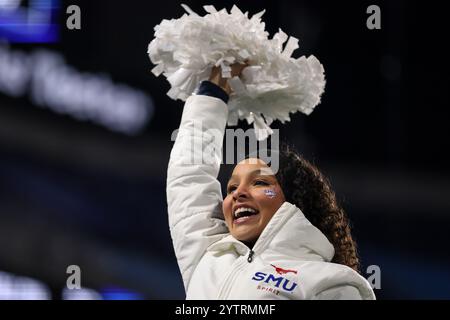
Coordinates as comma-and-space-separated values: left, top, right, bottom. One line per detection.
148, 4, 326, 140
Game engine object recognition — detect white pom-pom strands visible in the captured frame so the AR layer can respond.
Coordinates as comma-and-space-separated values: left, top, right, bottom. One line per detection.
148, 4, 326, 140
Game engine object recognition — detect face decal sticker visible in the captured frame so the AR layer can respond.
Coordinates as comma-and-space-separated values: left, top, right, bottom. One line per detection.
263, 189, 276, 199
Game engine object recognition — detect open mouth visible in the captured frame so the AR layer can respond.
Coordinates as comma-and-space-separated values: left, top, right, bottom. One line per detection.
233, 206, 259, 225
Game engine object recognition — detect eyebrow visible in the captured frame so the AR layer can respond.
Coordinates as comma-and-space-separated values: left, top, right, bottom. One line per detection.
227, 168, 274, 184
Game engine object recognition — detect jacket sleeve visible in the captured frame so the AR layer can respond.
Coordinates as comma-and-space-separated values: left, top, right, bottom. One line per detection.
306, 262, 376, 300
166, 94, 230, 292
313, 285, 364, 300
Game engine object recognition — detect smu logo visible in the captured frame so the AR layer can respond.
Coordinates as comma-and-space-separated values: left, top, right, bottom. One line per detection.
270, 264, 297, 275
252, 264, 298, 293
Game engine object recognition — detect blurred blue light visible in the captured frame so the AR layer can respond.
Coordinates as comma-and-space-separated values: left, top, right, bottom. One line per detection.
0, 0, 60, 43
100, 286, 144, 300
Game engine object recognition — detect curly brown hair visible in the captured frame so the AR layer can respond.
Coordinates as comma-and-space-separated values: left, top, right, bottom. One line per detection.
275, 143, 361, 272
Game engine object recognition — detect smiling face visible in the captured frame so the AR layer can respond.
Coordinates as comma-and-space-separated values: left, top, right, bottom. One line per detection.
223, 158, 286, 247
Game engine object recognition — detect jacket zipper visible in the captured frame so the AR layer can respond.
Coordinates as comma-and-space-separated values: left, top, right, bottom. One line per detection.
218, 250, 254, 298
216, 258, 246, 299
216, 248, 257, 298
247, 250, 255, 263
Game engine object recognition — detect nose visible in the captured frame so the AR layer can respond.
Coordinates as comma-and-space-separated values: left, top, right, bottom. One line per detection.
232, 184, 249, 201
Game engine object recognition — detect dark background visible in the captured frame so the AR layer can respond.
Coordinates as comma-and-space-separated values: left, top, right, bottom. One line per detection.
0, 0, 449, 299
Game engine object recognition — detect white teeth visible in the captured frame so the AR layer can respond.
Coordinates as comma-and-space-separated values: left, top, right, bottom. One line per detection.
234, 207, 256, 217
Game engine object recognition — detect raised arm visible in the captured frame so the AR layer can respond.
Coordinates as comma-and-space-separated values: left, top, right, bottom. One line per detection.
166, 65, 245, 291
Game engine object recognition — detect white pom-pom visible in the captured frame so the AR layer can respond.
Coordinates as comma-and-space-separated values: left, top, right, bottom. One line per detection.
148, 4, 326, 140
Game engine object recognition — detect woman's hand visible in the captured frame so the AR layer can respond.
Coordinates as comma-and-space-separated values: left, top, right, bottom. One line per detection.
208, 62, 248, 95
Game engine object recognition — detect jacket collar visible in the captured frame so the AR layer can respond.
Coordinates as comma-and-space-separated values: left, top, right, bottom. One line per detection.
207, 202, 335, 262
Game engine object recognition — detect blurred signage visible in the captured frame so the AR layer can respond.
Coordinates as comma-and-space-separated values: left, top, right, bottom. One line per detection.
0, 271, 51, 300
0, 44, 154, 135
0, 0, 59, 43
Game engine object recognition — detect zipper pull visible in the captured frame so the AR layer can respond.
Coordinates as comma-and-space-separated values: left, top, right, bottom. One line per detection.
247, 250, 254, 263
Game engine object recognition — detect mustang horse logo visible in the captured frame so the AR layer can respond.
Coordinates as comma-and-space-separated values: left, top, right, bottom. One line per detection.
270, 264, 298, 275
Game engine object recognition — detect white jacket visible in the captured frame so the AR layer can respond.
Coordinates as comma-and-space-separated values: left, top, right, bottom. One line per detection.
167, 94, 376, 300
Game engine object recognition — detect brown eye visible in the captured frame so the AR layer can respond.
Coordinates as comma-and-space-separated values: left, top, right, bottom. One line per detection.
227, 185, 237, 194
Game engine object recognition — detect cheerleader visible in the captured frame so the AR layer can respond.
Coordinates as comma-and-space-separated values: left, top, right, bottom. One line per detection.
166, 64, 375, 299
151, 5, 375, 299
